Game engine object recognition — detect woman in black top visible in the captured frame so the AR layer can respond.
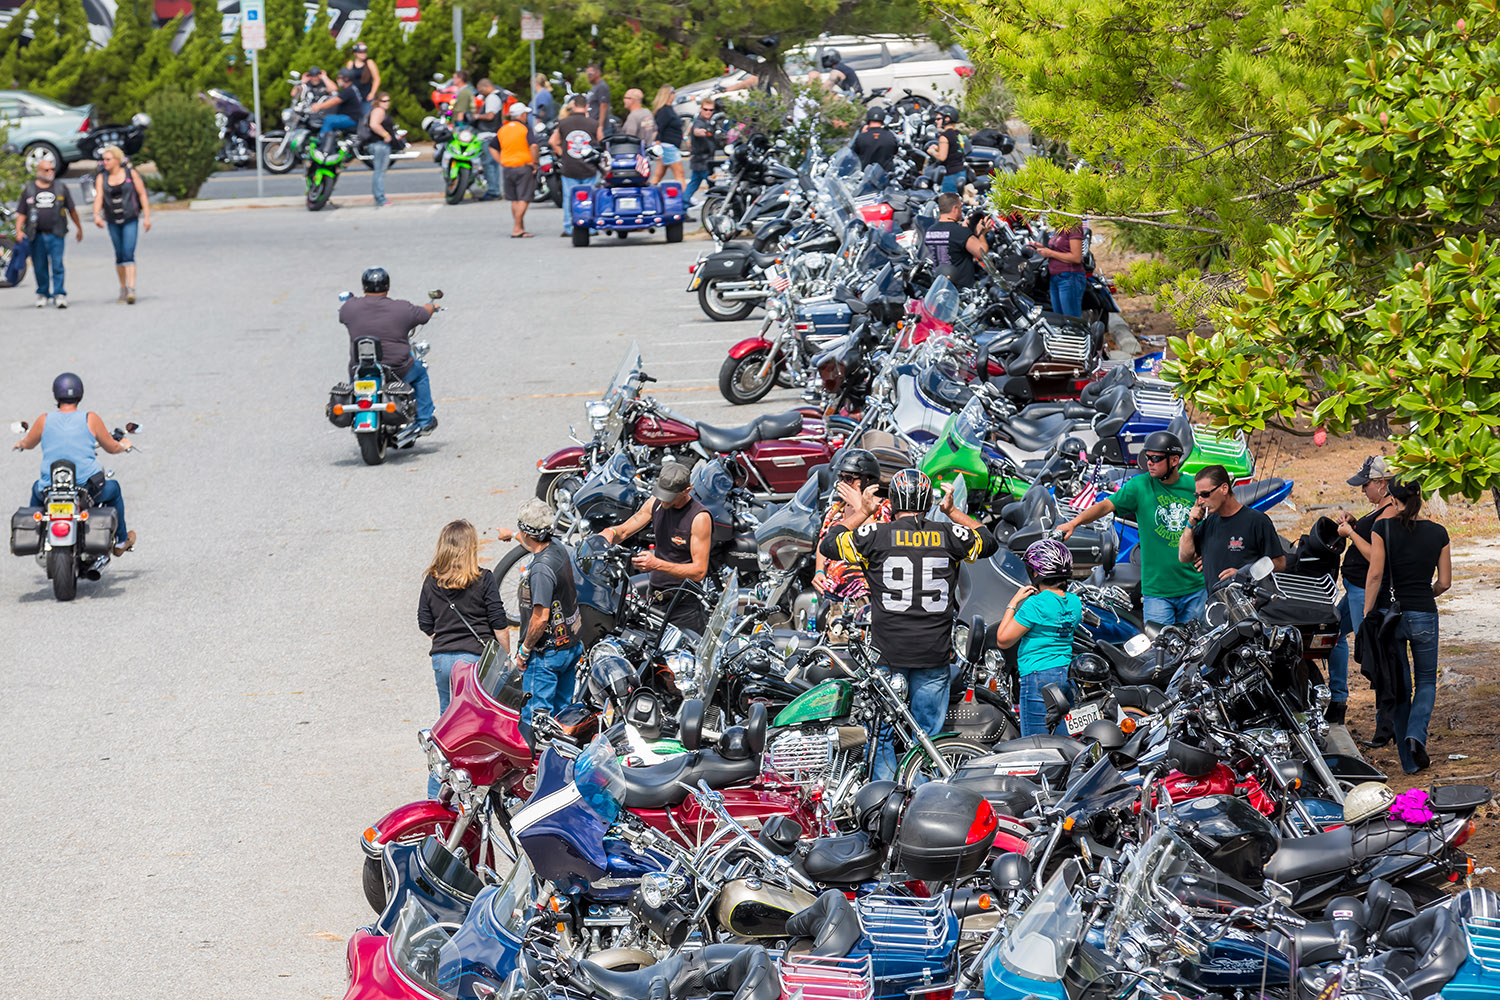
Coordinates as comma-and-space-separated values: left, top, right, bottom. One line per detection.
417, 520, 511, 795
649, 84, 686, 185
1363, 482, 1451, 774
1326, 456, 1396, 727
926, 105, 967, 193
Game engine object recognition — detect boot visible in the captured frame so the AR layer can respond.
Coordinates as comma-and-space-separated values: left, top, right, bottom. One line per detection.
1324, 701, 1346, 725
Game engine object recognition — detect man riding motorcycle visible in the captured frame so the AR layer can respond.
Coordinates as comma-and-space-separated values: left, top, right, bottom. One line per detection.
12, 373, 136, 556
338, 267, 438, 436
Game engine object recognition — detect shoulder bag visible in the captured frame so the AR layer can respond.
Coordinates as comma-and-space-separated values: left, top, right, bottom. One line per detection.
1375, 520, 1403, 637
442, 584, 503, 673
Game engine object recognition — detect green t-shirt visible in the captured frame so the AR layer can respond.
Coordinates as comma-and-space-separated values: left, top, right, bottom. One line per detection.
1013, 589, 1082, 676
1109, 472, 1203, 598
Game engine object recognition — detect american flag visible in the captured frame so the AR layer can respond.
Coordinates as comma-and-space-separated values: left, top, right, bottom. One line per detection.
635, 153, 649, 176
1066, 478, 1100, 515
769, 265, 791, 293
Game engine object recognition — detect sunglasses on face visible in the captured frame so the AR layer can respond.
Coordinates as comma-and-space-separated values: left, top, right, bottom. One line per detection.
838, 473, 864, 483
1196, 484, 1224, 499
1143, 453, 1170, 464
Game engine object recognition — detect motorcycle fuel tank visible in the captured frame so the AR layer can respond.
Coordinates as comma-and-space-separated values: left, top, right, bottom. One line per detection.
774, 679, 855, 727
633, 413, 698, 446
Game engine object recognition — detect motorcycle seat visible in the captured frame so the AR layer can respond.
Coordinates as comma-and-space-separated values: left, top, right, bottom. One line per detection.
696, 412, 804, 454
755, 411, 804, 440
618, 750, 759, 809
981, 734, 1090, 760
1000, 413, 1083, 452
1263, 818, 1419, 884
1232, 477, 1286, 508
950, 772, 1041, 818
575, 955, 687, 998
748, 249, 780, 268
784, 888, 865, 955
1371, 908, 1468, 1000
797, 832, 885, 885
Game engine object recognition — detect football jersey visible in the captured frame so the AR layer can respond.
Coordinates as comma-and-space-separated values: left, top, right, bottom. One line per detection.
820, 516, 997, 669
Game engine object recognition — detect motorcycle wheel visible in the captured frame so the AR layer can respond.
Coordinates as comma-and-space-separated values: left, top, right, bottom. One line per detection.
362, 855, 388, 913
549, 177, 564, 208
718, 350, 778, 405
306, 177, 334, 211
535, 470, 583, 507
493, 544, 533, 621
572, 228, 591, 247
664, 221, 683, 244
699, 194, 727, 232
895, 737, 991, 787
358, 433, 388, 466
445, 167, 471, 205
261, 132, 296, 173
698, 277, 757, 322
48, 548, 77, 602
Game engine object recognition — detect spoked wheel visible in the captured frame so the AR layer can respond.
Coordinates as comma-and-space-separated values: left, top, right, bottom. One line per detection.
493, 544, 533, 620
48, 547, 77, 601
536, 470, 583, 507
697, 277, 757, 322
895, 737, 992, 787
261, 133, 297, 173
699, 194, 727, 232
358, 433, 388, 466
306, 177, 334, 211
718, 350, 778, 405
445, 167, 471, 205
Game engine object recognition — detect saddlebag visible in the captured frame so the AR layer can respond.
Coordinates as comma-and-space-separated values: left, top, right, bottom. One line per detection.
80, 508, 117, 556
894, 780, 998, 881
10, 507, 41, 556
327, 383, 354, 427
383, 381, 416, 425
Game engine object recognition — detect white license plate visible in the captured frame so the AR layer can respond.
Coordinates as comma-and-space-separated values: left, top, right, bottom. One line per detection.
616, 197, 639, 212
1064, 701, 1104, 735
353, 380, 378, 394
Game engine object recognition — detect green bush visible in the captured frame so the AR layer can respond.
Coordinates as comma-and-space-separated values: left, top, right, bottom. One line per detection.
139, 89, 220, 200
723, 84, 862, 156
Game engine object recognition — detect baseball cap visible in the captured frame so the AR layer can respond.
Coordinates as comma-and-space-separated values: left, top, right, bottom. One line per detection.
653, 462, 692, 502
307, 65, 323, 77
353, 42, 367, 52
508, 102, 531, 117
1347, 455, 1394, 486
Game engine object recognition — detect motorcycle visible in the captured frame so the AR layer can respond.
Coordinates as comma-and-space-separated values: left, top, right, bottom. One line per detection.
422, 117, 489, 204
326, 289, 442, 465
203, 87, 257, 167
76, 113, 150, 162
9, 420, 140, 601
260, 77, 318, 174
531, 120, 563, 207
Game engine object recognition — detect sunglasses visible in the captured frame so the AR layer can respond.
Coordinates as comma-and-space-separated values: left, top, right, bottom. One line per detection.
1195, 488, 1220, 499
1143, 453, 1170, 464
837, 473, 865, 483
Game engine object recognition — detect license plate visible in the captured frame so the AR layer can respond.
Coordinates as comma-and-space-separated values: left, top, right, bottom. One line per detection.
353, 380, 378, 394
616, 197, 639, 212
1064, 701, 1104, 735
48, 502, 75, 519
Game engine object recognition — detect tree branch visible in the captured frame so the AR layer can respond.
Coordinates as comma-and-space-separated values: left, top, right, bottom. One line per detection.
1006, 201, 1223, 234
1230, 171, 1337, 202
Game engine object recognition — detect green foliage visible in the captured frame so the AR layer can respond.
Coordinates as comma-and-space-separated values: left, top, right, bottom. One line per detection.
723, 83, 861, 154
1165, 0, 1500, 501
139, 88, 218, 198
0, 121, 25, 200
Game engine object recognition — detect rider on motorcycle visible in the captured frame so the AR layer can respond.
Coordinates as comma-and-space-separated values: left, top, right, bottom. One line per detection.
338, 267, 438, 435
12, 373, 136, 556
312, 67, 363, 136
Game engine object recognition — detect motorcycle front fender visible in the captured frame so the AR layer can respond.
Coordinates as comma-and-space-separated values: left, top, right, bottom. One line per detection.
363, 798, 461, 857
538, 446, 587, 473
727, 337, 774, 361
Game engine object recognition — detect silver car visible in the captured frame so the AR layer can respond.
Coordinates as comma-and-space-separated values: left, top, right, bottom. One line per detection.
0, 90, 93, 174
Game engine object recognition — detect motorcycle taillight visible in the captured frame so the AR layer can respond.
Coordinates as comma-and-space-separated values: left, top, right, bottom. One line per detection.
1456, 819, 1476, 847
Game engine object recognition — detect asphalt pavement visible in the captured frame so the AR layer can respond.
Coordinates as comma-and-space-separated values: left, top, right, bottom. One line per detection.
0, 198, 787, 998
195, 150, 453, 201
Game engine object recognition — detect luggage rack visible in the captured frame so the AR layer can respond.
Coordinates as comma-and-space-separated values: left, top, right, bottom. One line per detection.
1043, 326, 1093, 366
1270, 572, 1338, 604
777, 952, 874, 1000
1465, 915, 1500, 970
1132, 384, 1186, 421
856, 893, 949, 951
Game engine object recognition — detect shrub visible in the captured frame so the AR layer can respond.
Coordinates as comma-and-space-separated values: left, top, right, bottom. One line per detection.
723, 83, 862, 157
139, 89, 219, 200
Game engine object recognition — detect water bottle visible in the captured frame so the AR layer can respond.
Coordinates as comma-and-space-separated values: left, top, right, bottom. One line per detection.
805, 594, 819, 634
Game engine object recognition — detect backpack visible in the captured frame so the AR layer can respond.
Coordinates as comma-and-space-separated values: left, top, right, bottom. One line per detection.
3, 236, 29, 287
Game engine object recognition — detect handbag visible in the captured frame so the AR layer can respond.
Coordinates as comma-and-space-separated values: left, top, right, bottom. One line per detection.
1375, 520, 1404, 637
445, 595, 503, 673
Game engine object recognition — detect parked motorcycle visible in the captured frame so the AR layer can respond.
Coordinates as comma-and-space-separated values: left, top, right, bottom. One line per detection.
422, 117, 489, 204
203, 88, 257, 167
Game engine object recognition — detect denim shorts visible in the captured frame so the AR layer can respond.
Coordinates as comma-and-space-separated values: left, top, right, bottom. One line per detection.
657, 144, 683, 165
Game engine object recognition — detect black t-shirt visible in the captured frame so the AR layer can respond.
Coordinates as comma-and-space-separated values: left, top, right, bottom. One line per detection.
688, 115, 722, 169
939, 128, 966, 172
852, 125, 897, 171
339, 295, 431, 375
554, 113, 599, 180
20, 180, 74, 237
654, 106, 683, 147
820, 516, 997, 669
587, 80, 611, 123
1341, 504, 1393, 587
417, 570, 512, 656
335, 84, 362, 119
1193, 505, 1281, 587
650, 498, 710, 588
832, 61, 862, 95
1374, 519, 1449, 613
520, 542, 581, 650
923, 220, 976, 288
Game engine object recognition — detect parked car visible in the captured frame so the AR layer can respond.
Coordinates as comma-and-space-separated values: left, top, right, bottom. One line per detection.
786, 35, 971, 103
0, 90, 93, 174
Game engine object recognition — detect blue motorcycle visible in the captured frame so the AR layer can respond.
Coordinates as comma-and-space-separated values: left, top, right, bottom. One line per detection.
327, 289, 442, 466
570, 136, 686, 246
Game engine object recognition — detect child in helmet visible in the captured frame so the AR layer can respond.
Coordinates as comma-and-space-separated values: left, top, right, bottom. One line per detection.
995, 538, 1082, 736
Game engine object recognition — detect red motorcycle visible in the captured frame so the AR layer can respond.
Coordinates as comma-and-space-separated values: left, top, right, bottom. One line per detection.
535, 343, 837, 505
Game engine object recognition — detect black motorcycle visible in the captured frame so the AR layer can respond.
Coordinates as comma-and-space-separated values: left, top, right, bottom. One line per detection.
700, 132, 796, 239
76, 113, 151, 162
203, 88, 257, 168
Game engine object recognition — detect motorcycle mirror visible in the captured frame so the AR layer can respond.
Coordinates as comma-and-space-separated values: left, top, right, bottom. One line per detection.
1249, 556, 1275, 581
1264, 879, 1295, 908
338, 290, 354, 301
10, 421, 28, 434
428, 289, 444, 300
125, 422, 142, 434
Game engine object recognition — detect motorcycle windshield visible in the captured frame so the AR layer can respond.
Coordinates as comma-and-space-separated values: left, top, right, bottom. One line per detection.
952, 397, 991, 449
575, 533, 626, 595
753, 474, 823, 548
1103, 827, 1223, 960
816, 150, 861, 235
690, 457, 735, 522
573, 735, 626, 825
606, 341, 644, 402
997, 860, 1085, 982
425, 857, 537, 993
694, 572, 739, 681
387, 900, 462, 998
922, 276, 961, 325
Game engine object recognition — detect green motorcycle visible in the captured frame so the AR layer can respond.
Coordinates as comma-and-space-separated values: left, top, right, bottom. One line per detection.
305, 134, 353, 211
423, 117, 488, 205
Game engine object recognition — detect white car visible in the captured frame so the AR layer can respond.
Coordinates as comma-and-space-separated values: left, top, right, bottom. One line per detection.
786, 35, 971, 104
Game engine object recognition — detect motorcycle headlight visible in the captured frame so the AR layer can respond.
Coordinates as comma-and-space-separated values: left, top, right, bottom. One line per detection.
555, 487, 572, 506
641, 871, 670, 909
765, 298, 785, 319
282, 108, 293, 124
457, 129, 475, 143
886, 671, 909, 703
131, 112, 151, 128
448, 768, 473, 795
586, 401, 611, 420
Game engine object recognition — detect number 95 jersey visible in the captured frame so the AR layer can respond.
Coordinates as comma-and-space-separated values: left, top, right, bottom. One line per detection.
819, 516, 998, 669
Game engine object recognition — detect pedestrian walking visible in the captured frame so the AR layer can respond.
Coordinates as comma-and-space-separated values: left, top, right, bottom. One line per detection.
649, 85, 685, 185
685, 97, 722, 204
359, 92, 395, 208
550, 93, 597, 237
585, 63, 611, 139
90, 144, 151, 303
491, 103, 538, 237
531, 74, 556, 123
1328, 456, 1397, 731
14, 157, 81, 308
417, 520, 511, 797
474, 79, 504, 201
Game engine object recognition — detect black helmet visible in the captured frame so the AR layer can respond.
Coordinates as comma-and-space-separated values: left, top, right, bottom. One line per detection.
831, 448, 880, 484
854, 780, 900, 834
1079, 719, 1127, 751
934, 104, 959, 122
1069, 652, 1111, 686
819, 48, 841, 69
990, 852, 1033, 894
1139, 430, 1184, 476
52, 372, 83, 404
865, 107, 887, 123
361, 267, 390, 293
888, 468, 933, 514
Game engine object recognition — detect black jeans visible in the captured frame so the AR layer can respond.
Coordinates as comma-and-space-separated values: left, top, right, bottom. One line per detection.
652, 586, 706, 636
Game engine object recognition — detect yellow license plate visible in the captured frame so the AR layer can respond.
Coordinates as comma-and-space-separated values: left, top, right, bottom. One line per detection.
353, 380, 378, 394
48, 502, 75, 518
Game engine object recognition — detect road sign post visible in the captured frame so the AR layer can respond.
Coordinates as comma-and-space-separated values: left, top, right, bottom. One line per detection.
521, 10, 543, 96
242, 0, 266, 197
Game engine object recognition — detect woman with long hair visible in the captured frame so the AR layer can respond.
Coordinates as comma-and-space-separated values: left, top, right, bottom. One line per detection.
417, 520, 511, 795
91, 145, 151, 303
1363, 482, 1451, 774
649, 84, 685, 185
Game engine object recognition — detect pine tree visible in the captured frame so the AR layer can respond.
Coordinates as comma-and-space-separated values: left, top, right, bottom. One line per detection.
359, 0, 418, 126
257, 0, 305, 113
124, 15, 188, 111
81, 0, 148, 121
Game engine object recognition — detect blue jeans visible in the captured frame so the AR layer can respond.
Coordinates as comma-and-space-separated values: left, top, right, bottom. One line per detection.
428, 651, 475, 797
684, 169, 710, 203
873, 664, 950, 780
1020, 666, 1071, 737
1142, 589, 1206, 627
479, 136, 500, 197
1050, 271, 1087, 317
31, 479, 127, 544
400, 360, 435, 426
561, 175, 590, 232
320, 113, 357, 135
369, 141, 390, 206
520, 643, 582, 743
1327, 583, 1365, 704
940, 171, 962, 193
31, 232, 65, 296
106, 219, 138, 265
1393, 610, 1439, 773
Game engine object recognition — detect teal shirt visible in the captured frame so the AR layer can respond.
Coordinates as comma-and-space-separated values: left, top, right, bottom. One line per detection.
1013, 589, 1082, 676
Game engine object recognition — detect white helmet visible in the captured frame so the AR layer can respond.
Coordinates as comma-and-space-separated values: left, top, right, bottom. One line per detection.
1343, 781, 1396, 826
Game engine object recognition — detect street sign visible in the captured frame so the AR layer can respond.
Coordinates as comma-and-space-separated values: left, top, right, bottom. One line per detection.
520, 9, 543, 40
241, 0, 265, 49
